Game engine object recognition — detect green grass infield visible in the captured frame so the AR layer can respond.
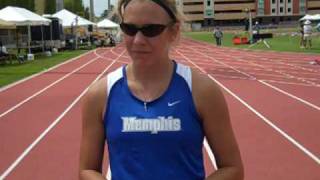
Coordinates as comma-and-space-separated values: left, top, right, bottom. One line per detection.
183, 31, 320, 54
0, 50, 89, 88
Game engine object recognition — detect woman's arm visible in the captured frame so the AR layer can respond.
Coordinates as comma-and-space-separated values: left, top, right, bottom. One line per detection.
193, 72, 244, 180
79, 79, 108, 180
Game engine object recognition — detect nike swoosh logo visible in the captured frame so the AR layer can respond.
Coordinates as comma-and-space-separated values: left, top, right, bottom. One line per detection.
168, 100, 181, 107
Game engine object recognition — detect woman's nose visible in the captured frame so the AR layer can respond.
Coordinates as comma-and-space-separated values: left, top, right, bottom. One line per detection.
132, 31, 147, 45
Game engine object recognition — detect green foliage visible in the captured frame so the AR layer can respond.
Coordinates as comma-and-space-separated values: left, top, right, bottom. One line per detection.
44, 0, 56, 14
64, 0, 85, 16
100, 5, 114, 18
0, 0, 34, 11
84, 7, 90, 19
0, 50, 88, 87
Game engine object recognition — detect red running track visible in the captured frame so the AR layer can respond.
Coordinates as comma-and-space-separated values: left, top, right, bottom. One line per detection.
0, 39, 319, 180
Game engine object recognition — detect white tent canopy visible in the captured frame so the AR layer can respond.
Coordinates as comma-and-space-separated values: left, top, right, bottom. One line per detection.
52, 9, 95, 27
0, 6, 50, 26
97, 19, 119, 28
0, 18, 15, 28
300, 14, 320, 21
0, 6, 51, 54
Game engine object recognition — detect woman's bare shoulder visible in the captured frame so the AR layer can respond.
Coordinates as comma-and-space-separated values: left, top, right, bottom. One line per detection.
191, 69, 228, 120
192, 69, 222, 98
82, 76, 108, 119
85, 76, 108, 101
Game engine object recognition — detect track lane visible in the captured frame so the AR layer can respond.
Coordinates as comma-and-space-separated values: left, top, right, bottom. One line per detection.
262, 82, 320, 107
0, 53, 116, 176
216, 78, 319, 157
175, 41, 320, 157
0, 51, 97, 116
4, 48, 217, 179
224, 90, 320, 180
0, 38, 314, 179
175, 42, 320, 179
5, 61, 122, 180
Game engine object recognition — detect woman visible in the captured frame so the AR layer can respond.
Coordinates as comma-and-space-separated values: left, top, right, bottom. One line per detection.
79, 0, 244, 179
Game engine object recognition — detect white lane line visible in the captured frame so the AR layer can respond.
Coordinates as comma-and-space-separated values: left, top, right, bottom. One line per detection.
204, 138, 218, 170
261, 79, 319, 87
94, 48, 128, 64
0, 50, 95, 93
106, 166, 111, 180
225, 54, 320, 87
0, 50, 125, 180
186, 45, 320, 110
0, 48, 113, 118
251, 54, 320, 74
176, 49, 320, 165
175, 49, 218, 169
260, 80, 320, 111
0, 57, 97, 119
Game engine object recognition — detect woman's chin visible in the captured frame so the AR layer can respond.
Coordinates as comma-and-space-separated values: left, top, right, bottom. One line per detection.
131, 52, 152, 61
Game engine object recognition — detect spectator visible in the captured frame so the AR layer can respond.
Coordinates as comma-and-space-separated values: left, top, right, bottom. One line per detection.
316, 22, 320, 32
253, 21, 260, 35
303, 20, 312, 49
213, 27, 223, 46
299, 21, 305, 48
0, 41, 9, 56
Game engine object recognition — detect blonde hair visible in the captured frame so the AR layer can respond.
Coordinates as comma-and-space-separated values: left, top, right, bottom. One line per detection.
116, 0, 184, 23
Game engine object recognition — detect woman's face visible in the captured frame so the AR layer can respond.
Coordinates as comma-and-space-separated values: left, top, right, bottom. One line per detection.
122, 0, 178, 64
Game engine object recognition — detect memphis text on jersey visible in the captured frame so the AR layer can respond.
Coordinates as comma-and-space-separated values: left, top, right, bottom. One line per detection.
121, 116, 181, 134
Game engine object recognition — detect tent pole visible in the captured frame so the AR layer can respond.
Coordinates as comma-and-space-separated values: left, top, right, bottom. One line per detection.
28, 25, 31, 54
16, 28, 19, 54
50, 21, 53, 50
41, 25, 45, 52
75, 16, 78, 50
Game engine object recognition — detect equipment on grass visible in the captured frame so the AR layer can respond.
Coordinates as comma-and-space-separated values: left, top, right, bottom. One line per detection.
249, 33, 273, 48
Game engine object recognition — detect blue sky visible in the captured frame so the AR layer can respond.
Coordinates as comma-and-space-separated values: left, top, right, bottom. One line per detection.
83, 0, 115, 16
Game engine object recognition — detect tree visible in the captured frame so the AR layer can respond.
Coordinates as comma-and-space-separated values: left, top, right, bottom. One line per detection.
100, 4, 115, 18
84, 7, 90, 20
44, 0, 56, 14
64, 0, 85, 16
0, 0, 35, 11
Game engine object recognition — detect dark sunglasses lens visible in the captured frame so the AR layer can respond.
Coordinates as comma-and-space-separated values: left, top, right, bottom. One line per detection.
120, 23, 138, 36
141, 24, 166, 37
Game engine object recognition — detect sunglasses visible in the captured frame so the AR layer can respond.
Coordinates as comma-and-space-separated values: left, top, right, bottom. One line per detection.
120, 23, 173, 37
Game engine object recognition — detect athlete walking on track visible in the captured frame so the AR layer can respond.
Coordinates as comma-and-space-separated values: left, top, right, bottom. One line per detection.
79, 0, 244, 179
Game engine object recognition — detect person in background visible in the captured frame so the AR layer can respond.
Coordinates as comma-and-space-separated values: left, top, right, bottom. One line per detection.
79, 0, 244, 179
303, 20, 312, 49
0, 41, 9, 56
315, 22, 320, 32
299, 21, 305, 48
253, 21, 260, 35
213, 27, 223, 46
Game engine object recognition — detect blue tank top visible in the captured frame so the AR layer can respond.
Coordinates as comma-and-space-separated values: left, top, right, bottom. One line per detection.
104, 62, 205, 180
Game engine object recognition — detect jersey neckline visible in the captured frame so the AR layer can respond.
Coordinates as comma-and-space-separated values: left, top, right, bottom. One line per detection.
122, 60, 177, 105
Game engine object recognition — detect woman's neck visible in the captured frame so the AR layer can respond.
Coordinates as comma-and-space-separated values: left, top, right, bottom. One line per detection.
126, 58, 174, 102
129, 58, 174, 84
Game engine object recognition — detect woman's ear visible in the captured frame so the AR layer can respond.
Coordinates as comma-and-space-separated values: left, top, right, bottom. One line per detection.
169, 22, 181, 43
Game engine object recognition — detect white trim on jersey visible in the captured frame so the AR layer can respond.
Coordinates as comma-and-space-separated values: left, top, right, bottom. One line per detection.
107, 67, 123, 95
176, 63, 192, 92
107, 63, 192, 95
